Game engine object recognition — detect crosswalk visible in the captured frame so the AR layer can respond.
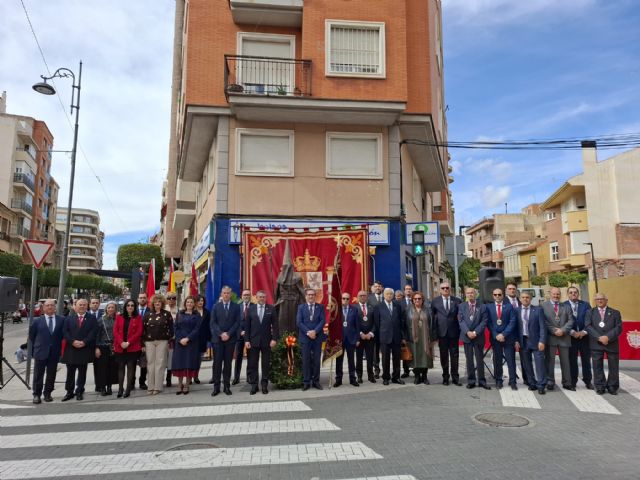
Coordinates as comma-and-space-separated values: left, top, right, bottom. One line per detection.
0, 400, 385, 479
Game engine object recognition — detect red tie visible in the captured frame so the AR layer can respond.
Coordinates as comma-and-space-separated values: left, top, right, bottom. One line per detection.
554, 303, 559, 314
78, 315, 84, 327
497, 304, 502, 319
243, 304, 248, 319
362, 304, 367, 316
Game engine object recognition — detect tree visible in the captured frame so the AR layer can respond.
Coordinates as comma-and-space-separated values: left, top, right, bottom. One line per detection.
440, 257, 481, 292
530, 275, 546, 287
548, 272, 569, 288
504, 277, 518, 287
0, 252, 23, 277
566, 271, 588, 286
117, 244, 164, 285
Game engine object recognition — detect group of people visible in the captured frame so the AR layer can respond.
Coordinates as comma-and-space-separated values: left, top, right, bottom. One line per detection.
28, 280, 623, 404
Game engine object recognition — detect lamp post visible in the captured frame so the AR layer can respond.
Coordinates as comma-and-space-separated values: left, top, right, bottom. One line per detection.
584, 242, 599, 293
33, 62, 82, 315
453, 225, 469, 297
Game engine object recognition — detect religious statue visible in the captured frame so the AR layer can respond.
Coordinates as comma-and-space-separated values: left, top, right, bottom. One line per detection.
274, 241, 306, 334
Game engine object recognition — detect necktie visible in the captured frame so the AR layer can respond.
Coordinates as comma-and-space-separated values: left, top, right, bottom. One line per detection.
387, 302, 392, 314
362, 304, 367, 316
523, 308, 529, 336
470, 303, 475, 316
225, 303, 229, 312
445, 298, 449, 312
309, 304, 314, 317
343, 308, 348, 319
599, 309, 605, 321
258, 305, 264, 323
48, 316, 53, 333
553, 303, 559, 314
497, 304, 502, 319
78, 315, 84, 328
243, 303, 248, 319
512, 298, 518, 308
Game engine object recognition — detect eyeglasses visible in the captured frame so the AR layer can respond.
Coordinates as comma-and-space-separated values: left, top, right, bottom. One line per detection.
493, 294, 503, 297
341, 297, 350, 300
413, 297, 424, 301
126, 304, 135, 307
167, 297, 176, 300
441, 287, 450, 290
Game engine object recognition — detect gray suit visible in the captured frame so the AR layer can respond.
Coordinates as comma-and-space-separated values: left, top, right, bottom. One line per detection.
541, 301, 574, 388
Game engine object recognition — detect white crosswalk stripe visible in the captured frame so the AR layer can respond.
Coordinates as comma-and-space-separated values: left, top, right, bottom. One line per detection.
0, 403, 33, 410
619, 372, 640, 401
499, 386, 541, 409
559, 385, 621, 415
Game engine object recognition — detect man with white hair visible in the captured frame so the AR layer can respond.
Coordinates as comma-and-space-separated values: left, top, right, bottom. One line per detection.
542, 287, 574, 391
373, 287, 406, 385
585, 293, 622, 395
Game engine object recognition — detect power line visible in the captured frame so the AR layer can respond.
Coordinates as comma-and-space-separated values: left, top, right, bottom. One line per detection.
19, 0, 127, 230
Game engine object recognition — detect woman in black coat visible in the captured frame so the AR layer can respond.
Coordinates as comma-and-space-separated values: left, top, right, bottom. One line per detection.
171, 296, 202, 394
193, 295, 211, 384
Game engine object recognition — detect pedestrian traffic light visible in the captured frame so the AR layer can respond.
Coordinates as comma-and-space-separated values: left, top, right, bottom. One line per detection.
412, 231, 425, 256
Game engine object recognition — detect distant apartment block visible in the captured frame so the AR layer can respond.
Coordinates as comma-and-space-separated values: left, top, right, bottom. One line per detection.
56, 207, 104, 273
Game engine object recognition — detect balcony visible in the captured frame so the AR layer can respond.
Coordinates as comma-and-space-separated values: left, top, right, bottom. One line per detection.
230, 0, 303, 27
13, 173, 35, 193
11, 199, 33, 216
566, 210, 588, 233
16, 120, 33, 138
559, 254, 587, 268
492, 251, 504, 263
10, 224, 30, 239
480, 252, 493, 264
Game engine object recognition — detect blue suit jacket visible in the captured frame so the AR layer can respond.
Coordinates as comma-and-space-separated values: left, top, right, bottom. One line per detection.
29, 314, 65, 361
339, 305, 360, 346
210, 302, 241, 344
296, 303, 326, 344
458, 302, 487, 344
518, 305, 547, 349
486, 302, 518, 342
373, 300, 406, 345
563, 300, 591, 332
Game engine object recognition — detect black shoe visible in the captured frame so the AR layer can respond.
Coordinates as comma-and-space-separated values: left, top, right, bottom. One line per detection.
510, 384, 518, 391
607, 387, 618, 395
585, 383, 594, 390
350, 381, 360, 387
43, 395, 53, 402
62, 392, 75, 402
117, 388, 124, 398
333, 380, 342, 388
357, 377, 363, 384
208, 379, 215, 384
224, 387, 232, 395
414, 376, 422, 385
250, 385, 258, 395
547, 384, 555, 391
538, 388, 546, 395
33, 396, 41, 404
423, 377, 430, 385
528, 385, 537, 391
232, 378, 240, 386
442, 379, 450, 386
480, 384, 491, 390
596, 388, 605, 395
374, 370, 380, 379
76, 393, 84, 401
262, 385, 269, 394
123, 391, 130, 398
563, 385, 576, 391
166, 379, 172, 388
391, 379, 405, 385
383, 380, 390, 385
101, 389, 109, 397
212, 388, 220, 397
139, 384, 148, 391
496, 383, 503, 390
400, 372, 410, 378
194, 378, 201, 384
452, 380, 463, 386
368, 376, 376, 383
466, 383, 476, 389
312, 382, 323, 390
302, 384, 310, 391
95, 387, 101, 393
106, 386, 113, 395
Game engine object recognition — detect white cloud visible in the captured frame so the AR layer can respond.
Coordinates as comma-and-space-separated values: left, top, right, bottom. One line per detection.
465, 157, 511, 177
449, 159, 462, 174
481, 185, 511, 209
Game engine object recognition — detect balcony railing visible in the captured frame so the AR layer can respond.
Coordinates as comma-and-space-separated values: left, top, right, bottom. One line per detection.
224, 55, 312, 99
11, 199, 33, 215
13, 173, 35, 192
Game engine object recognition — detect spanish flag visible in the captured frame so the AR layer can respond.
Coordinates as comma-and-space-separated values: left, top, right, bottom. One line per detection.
168, 259, 176, 293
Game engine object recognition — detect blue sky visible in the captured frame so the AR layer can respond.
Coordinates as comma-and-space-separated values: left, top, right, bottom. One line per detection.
2, 1, 639, 267
443, 0, 640, 227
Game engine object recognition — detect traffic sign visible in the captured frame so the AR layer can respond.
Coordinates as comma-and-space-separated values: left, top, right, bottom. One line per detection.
23, 240, 54, 269
405, 222, 440, 245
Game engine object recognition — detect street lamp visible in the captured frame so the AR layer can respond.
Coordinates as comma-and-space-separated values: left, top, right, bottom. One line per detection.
453, 224, 469, 297
33, 62, 83, 315
584, 242, 599, 293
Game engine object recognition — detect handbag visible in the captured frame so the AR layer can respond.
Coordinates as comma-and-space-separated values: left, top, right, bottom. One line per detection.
400, 344, 413, 362
102, 320, 114, 356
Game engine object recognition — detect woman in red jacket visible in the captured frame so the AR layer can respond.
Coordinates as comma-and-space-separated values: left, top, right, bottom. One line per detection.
113, 300, 143, 398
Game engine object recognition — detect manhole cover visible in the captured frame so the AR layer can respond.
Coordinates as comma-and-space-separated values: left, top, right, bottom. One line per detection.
474, 412, 530, 428
155, 443, 221, 466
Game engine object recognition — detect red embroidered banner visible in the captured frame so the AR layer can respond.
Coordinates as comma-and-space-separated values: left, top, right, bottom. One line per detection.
242, 228, 369, 363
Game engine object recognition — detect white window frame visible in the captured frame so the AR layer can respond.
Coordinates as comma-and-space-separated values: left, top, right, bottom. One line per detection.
235, 128, 295, 177
550, 242, 560, 261
236, 32, 296, 94
325, 132, 383, 179
325, 20, 386, 78
545, 211, 557, 221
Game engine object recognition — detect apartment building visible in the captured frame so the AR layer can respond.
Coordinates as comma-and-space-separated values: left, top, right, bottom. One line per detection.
162, 0, 453, 295
0, 91, 58, 261
56, 207, 104, 273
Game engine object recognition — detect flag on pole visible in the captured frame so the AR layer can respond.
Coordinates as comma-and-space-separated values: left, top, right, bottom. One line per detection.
189, 262, 199, 297
205, 260, 215, 312
146, 258, 156, 300
168, 259, 175, 293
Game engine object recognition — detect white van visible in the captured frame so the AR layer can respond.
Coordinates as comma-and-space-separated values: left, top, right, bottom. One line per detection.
519, 287, 544, 306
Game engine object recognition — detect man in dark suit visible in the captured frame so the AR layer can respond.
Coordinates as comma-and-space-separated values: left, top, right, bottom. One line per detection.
334, 292, 359, 388
542, 287, 574, 391
297, 288, 326, 390
355, 290, 376, 384
367, 281, 384, 378
244, 290, 278, 395
210, 286, 241, 396
505, 283, 529, 385
518, 291, 548, 394
585, 293, 623, 395
565, 286, 593, 389
61, 298, 98, 401
486, 288, 518, 389
431, 282, 462, 385
458, 287, 490, 390
29, 299, 65, 403
373, 287, 406, 386
233, 289, 252, 385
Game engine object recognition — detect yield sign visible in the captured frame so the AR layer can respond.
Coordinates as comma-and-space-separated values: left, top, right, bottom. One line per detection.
23, 239, 54, 269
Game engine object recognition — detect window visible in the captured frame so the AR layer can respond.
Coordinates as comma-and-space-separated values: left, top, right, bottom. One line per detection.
531, 255, 538, 276
237, 33, 295, 94
550, 242, 559, 261
235, 129, 294, 177
326, 132, 382, 178
545, 211, 557, 221
326, 20, 385, 78
432, 191, 442, 212
412, 166, 422, 210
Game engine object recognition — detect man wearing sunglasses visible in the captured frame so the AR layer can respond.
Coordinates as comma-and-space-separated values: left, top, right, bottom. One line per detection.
431, 282, 462, 386
486, 288, 518, 390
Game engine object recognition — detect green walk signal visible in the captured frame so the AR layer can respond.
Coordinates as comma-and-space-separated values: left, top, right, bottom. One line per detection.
412, 230, 426, 256
413, 243, 425, 256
